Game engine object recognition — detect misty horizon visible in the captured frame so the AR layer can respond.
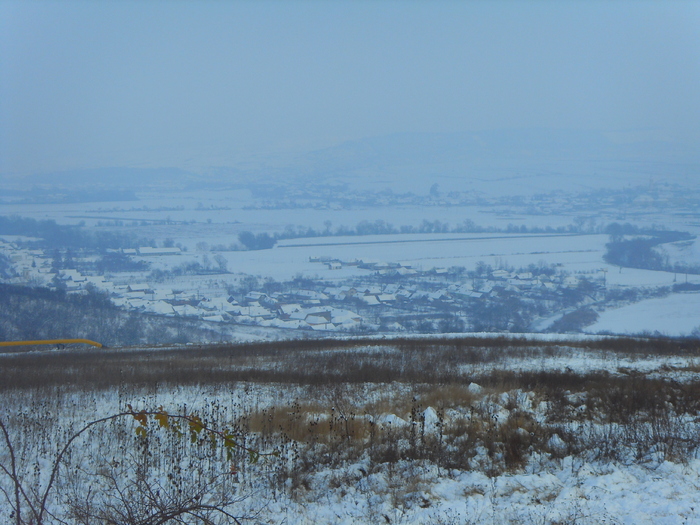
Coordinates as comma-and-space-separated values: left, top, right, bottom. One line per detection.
2, 1, 699, 177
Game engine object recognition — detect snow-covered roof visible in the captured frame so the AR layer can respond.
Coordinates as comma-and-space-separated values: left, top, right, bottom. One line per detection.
306, 314, 331, 325
383, 284, 400, 294
360, 295, 381, 305
148, 301, 176, 315
278, 303, 303, 315
173, 304, 201, 317
294, 290, 328, 300
127, 298, 149, 309
240, 305, 272, 318
60, 269, 85, 281
150, 289, 172, 301
309, 322, 333, 331
201, 296, 234, 311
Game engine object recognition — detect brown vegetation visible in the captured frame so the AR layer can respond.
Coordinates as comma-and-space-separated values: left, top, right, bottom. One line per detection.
3, 334, 700, 522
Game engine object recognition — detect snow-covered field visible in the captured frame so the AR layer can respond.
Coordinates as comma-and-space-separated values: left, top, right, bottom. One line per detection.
144, 233, 609, 280
139, 232, 700, 288
0, 194, 570, 230
664, 237, 700, 267
264, 459, 700, 524
9, 415, 700, 525
193, 233, 605, 280
588, 292, 700, 336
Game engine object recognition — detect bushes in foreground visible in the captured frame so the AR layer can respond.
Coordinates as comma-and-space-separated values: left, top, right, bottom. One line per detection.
3, 336, 700, 523
3, 370, 699, 523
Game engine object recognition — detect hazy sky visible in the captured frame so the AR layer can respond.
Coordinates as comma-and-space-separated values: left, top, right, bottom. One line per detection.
1, 0, 699, 175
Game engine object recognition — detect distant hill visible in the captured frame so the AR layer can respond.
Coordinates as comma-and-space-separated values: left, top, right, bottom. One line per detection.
283, 129, 700, 195
8, 129, 700, 197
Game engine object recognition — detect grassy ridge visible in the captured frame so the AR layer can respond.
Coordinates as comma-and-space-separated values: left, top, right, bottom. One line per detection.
2, 335, 698, 390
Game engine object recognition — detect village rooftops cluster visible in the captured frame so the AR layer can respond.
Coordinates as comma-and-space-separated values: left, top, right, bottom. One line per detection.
1, 238, 603, 334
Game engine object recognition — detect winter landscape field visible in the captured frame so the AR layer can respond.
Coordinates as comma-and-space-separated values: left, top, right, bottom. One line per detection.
3, 2, 700, 524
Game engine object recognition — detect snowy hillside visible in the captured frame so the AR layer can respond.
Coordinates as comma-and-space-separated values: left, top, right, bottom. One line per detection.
3, 336, 700, 524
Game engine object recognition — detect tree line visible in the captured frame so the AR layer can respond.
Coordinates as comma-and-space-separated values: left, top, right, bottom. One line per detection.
236, 219, 595, 250
0, 216, 154, 251
0, 283, 217, 347
603, 225, 697, 273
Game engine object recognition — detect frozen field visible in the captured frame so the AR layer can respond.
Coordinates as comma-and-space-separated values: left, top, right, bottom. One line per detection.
140, 232, 700, 287
279, 232, 607, 277
140, 233, 608, 281
664, 237, 700, 267
588, 292, 700, 336
8, 187, 700, 235
0, 192, 573, 231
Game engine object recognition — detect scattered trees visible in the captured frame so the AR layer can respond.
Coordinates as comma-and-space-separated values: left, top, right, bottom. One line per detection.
549, 308, 599, 333
237, 232, 275, 251
95, 252, 150, 273
0, 254, 15, 279
603, 227, 696, 273
0, 283, 217, 347
0, 216, 154, 251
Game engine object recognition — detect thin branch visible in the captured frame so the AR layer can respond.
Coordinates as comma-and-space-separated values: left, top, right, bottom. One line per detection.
0, 417, 21, 525
0, 416, 39, 525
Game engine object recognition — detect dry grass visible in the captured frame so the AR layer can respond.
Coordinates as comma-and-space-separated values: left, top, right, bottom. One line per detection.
4, 334, 700, 481
3, 334, 698, 391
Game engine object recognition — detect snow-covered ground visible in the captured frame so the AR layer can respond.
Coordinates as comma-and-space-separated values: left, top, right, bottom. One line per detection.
140, 233, 611, 280
263, 458, 700, 524
0, 334, 700, 525
0, 194, 571, 230
588, 292, 700, 336
138, 232, 699, 287
663, 237, 700, 267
